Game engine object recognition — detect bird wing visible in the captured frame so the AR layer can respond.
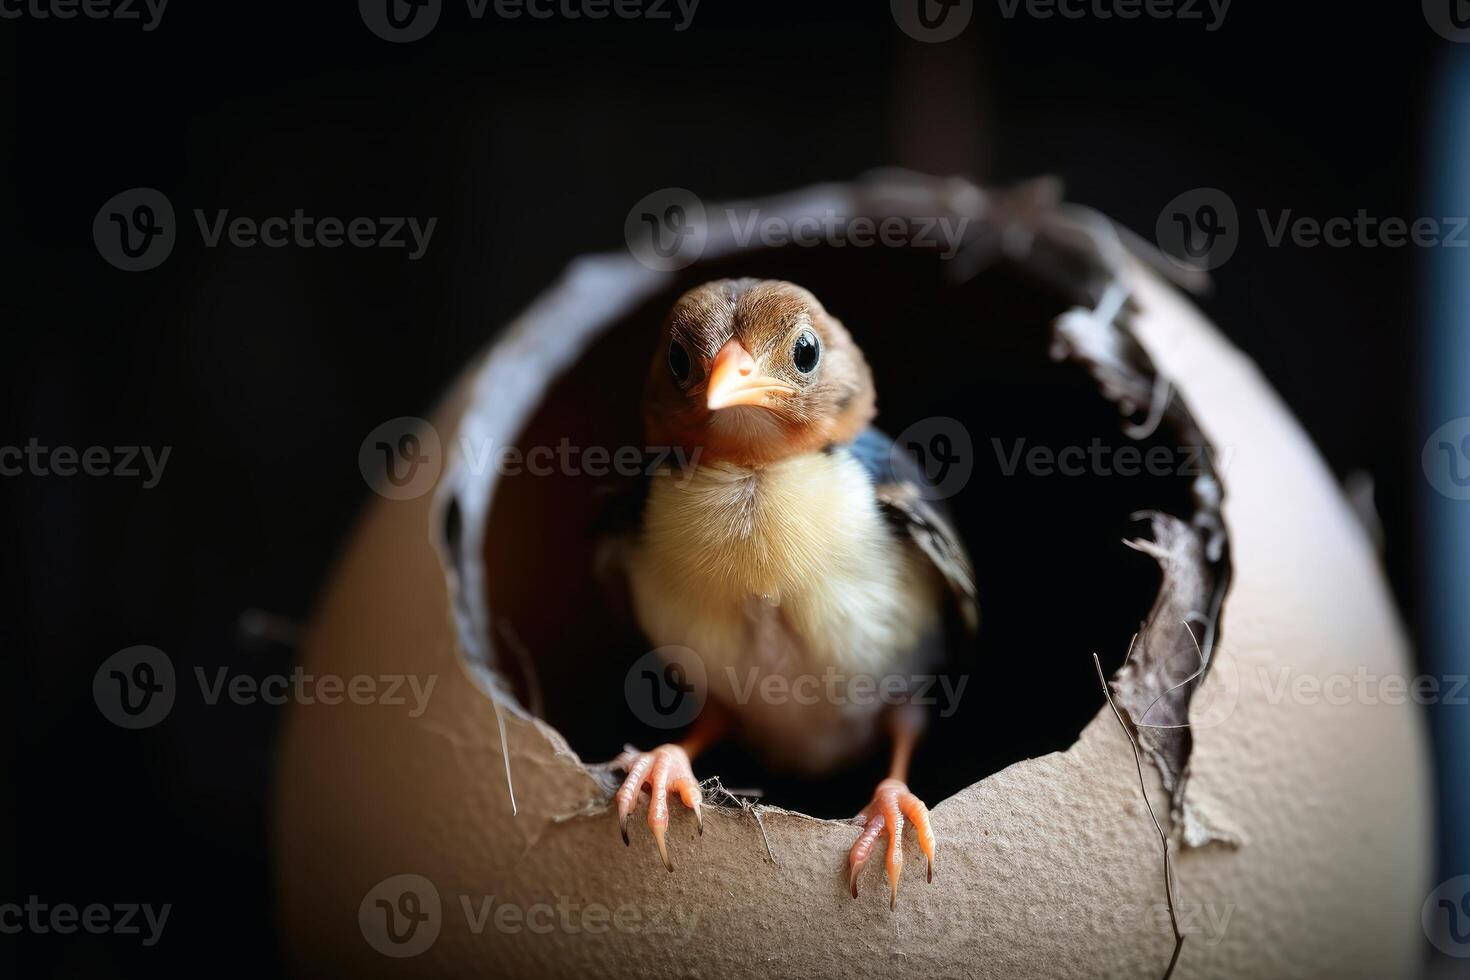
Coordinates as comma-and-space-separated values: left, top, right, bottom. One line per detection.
847, 427, 980, 635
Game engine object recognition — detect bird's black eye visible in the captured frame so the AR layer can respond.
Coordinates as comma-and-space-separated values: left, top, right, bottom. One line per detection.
668, 338, 692, 386
792, 330, 820, 374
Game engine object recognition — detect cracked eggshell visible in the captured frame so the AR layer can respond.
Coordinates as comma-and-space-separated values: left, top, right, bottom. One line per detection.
274, 180, 1431, 979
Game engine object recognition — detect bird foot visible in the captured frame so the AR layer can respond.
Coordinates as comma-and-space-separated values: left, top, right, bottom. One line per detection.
847, 778, 936, 909
612, 744, 703, 871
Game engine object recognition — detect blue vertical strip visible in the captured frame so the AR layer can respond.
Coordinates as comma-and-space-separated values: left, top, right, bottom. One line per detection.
1427, 51, 1470, 881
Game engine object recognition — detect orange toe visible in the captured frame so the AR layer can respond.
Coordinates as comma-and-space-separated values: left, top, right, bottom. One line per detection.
847, 779, 935, 908
612, 744, 702, 871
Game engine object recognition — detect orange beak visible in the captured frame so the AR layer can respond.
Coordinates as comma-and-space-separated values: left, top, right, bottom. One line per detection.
705, 339, 796, 411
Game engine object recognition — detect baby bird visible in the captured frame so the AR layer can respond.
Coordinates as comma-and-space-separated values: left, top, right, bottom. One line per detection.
608, 279, 977, 908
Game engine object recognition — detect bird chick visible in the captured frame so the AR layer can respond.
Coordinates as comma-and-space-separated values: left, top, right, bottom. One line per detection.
609, 278, 977, 908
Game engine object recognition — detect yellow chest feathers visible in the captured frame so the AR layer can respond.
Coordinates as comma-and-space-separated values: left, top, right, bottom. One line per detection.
626, 452, 940, 672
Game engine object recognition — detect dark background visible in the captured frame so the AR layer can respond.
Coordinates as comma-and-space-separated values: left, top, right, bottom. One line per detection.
1, 1, 1457, 975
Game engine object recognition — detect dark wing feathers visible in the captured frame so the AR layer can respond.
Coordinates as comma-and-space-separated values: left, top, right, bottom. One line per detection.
847, 427, 980, 634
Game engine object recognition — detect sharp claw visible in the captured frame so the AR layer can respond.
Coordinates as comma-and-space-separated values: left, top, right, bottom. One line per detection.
890, 880, 899, 911
927, 857, 934, 883
615, 745, 702, 872
849, 863, 862, 899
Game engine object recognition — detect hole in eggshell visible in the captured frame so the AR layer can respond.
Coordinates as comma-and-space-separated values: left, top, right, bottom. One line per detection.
477, 241, 1211, 820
